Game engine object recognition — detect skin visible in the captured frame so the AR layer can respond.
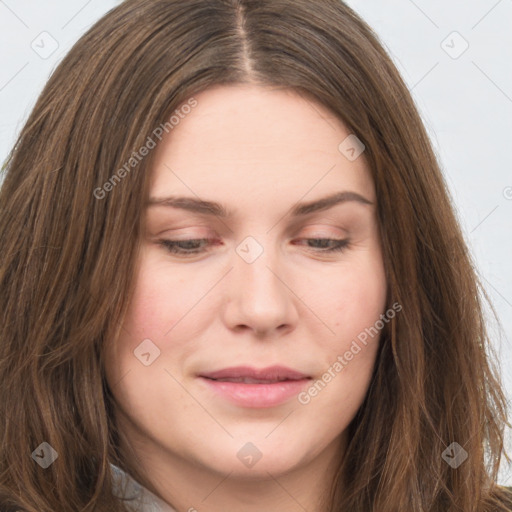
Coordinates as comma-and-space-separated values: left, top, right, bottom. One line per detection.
104, 84, 388, 512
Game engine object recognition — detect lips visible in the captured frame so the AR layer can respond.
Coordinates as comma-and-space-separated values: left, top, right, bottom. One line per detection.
199, 365, 310, 382
198, 365, 312, 408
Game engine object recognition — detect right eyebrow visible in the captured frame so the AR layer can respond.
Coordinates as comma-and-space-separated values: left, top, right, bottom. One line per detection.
147, 196, 232, 217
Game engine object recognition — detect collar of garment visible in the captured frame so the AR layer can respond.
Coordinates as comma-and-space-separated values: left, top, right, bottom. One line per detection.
110, 463, 177, 512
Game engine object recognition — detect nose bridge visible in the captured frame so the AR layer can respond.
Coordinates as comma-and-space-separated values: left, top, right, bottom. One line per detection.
225, 233, 298, 334
234, 234, 283, 296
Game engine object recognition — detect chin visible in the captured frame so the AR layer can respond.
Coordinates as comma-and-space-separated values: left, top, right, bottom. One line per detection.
191, 436, 317, 478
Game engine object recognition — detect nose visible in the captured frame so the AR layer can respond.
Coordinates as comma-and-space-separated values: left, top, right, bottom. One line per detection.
222, 238, 299, 338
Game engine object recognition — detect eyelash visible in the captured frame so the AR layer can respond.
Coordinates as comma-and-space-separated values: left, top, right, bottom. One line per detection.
158, 237, 350, 256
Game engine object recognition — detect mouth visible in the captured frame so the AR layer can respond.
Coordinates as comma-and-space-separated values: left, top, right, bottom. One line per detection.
199, 365, 310, 381
203, 376, 300, 384
198, 365, 312, 408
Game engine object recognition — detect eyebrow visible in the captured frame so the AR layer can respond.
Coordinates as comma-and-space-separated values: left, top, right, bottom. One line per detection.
146, 191, 373, 218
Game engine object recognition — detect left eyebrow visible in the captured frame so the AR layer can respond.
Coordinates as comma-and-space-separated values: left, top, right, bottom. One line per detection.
146, 191, 374, 218
290, 191, 373, 216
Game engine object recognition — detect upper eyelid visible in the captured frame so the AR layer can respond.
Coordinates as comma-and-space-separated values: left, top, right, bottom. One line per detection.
150, 221, 349, 235
155, 231, 347, 242
145, 208, 365, 231
158, 236, 349, 248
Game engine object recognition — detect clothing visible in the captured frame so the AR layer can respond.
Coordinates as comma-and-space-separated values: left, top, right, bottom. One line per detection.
110, 463, 512, 512
110, 463, 177, 512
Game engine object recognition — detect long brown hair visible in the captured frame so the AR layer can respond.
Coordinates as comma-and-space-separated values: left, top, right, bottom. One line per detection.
0, 0, 510, 510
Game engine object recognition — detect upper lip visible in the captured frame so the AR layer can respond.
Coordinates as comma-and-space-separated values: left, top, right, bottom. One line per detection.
199, 365, 311, 381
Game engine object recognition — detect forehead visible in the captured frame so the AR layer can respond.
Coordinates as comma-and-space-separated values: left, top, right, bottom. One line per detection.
148, 84, 375, 209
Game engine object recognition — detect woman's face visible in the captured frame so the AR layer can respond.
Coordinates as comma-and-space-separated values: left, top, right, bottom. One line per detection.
105, 84, 387, 481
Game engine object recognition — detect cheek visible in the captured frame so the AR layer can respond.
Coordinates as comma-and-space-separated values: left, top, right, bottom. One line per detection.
296, 260, 387, 422
108, 253, 226, 386
103, 263, 200, 423
312, 253, 387, 346
334, 271, 386, 334
104, 260, 187, 383
122, 257, 198, 339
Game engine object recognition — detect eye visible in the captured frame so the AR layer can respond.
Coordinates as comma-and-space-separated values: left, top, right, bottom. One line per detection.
158, 238, 213, 255
157, 237, 350, 257
293, 238, 350, 253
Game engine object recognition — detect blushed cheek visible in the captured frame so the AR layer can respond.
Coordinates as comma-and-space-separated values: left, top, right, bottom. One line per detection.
334, 272, 385, 319
118, 265, 214, 366
123, 260, 187, 339
328, 267, 386, 354
125, 289, 167, 339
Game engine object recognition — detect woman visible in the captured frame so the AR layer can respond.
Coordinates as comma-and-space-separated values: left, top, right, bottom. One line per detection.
0, 0, 510, 511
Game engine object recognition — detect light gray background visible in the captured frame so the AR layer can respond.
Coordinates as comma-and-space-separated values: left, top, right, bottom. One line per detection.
0, 0, 511, 484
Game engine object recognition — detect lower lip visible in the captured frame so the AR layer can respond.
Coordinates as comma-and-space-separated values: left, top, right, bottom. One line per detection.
199, 377, 311, 408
